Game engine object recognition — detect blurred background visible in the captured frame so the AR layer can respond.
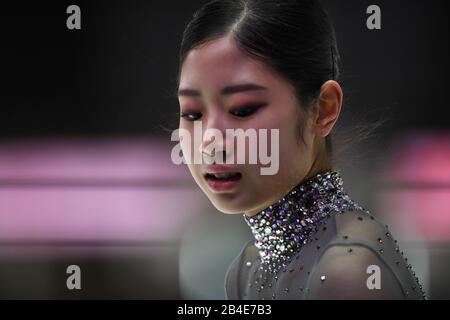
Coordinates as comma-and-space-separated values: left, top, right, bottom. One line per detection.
0, 0, 449, 299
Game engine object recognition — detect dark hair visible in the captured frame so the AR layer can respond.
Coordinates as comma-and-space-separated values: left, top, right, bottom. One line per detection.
178, 0, 340, 163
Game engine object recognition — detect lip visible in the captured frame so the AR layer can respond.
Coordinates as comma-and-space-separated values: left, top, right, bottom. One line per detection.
205, 175, 242, 192
204, 165, 241, 175
203, 165, 242, 192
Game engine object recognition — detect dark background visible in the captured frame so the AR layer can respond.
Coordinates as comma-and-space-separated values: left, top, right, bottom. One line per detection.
1, 0, 449, 139
0, 0, 449, 300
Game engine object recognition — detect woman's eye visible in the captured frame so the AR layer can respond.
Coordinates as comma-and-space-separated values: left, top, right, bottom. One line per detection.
180, 112, 202, 121
230, 104, 265, 117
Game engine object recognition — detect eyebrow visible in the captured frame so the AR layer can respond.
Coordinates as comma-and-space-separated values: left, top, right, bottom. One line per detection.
177, 83, 267, 97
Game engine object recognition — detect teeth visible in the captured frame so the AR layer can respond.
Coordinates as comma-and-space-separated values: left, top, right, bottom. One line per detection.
209, 172, 240, 179
214, 173, 235, 179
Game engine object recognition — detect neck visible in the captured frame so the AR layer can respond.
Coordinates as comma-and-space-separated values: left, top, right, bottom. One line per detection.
243, 169, 363, 272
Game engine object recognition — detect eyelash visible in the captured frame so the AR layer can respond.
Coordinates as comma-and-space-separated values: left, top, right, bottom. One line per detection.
180, 104, 265, 122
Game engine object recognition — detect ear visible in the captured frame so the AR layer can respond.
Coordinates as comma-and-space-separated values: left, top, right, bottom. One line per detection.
314, 80, 343, 137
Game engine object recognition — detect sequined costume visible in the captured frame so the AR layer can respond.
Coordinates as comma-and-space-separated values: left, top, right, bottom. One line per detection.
224, 169, 426, 300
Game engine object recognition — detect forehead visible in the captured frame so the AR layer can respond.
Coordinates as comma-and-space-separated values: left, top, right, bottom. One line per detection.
179, 35, 279, 90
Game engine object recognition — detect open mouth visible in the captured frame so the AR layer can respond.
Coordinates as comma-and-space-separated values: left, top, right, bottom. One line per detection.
204, 172, 242, 181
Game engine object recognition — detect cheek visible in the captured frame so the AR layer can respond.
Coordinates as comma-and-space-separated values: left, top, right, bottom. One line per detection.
270, 114, 307, 177
178, 126, 203, 181
179, 135, 190, 159
235, 105, 301, 170
178, 126, 198, 164
268, 110, 301, 156
187, 163, 201, 181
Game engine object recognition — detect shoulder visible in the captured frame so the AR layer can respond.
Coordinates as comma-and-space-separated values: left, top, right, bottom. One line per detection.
332, 208, 388, 243
306, 242, 405, 299
304, 209, 419, 299
224, 239, 258, 299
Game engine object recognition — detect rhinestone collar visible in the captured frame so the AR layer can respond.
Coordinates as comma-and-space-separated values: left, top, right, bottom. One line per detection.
243, 169, 363, 273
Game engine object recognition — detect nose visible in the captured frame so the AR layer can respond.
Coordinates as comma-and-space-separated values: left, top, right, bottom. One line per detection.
198, 132, 230, 163
198, 106, 235, 163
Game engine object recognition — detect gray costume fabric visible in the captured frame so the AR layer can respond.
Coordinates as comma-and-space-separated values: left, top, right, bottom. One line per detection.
224, 170, 426, 300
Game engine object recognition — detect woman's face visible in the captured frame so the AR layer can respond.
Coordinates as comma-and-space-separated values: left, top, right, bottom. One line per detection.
178, 35, 318, 216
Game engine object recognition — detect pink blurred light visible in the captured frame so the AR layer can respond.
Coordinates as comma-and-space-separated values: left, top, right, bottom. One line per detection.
0, 137, 209, 242
0, 137, 186, 181
379, 131, 450, 241
382, 131, 450, 184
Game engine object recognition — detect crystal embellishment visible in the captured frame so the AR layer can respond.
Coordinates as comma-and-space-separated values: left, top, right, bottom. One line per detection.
243, 169, 364, 274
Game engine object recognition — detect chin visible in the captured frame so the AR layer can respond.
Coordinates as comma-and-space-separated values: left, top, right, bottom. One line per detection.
211, 203, 243, 214
211, 197, 261, 215
209, 200, 246, 214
